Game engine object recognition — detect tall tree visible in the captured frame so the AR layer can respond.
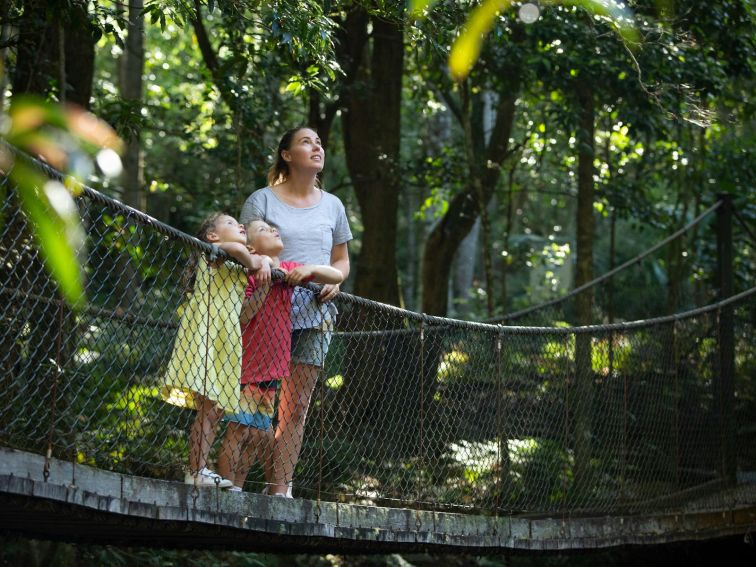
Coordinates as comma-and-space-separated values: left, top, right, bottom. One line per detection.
341, 4, 404, 305
119, 0, 145, 211
416, 7, 524, 316
572, 77, 595, 490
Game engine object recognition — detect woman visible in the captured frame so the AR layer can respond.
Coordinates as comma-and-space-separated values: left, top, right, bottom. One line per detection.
240, 127, 352, 497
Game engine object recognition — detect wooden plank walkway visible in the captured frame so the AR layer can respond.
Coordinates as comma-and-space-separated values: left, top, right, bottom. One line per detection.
1, 448, 754, 553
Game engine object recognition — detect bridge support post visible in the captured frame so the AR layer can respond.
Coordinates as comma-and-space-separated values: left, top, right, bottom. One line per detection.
715, 192, 735, 487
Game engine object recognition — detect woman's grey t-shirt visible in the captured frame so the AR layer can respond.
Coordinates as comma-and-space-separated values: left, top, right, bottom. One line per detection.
240, 186, 352, 330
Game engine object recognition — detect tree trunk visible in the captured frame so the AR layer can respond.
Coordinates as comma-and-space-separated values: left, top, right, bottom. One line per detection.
307, 7, 369, 153
500, 163, 517, 311
120, 0, 145, 211
342, 13, 403, 306
421, 87, 519, 316
572, 80, 595, 495
111, 0, 145, 309
403, 184, 419, 311
452, 219, 479, 317
334, 9, 407, 459
12, 0, 95, 108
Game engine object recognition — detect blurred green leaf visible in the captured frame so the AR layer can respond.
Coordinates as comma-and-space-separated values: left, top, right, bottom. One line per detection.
2, 91, 122, 311
559, 0, 640, 44
449, 0, 639, 81
449, 0, 511, 82
13, 163, 87, 309
409, 0, 439, 18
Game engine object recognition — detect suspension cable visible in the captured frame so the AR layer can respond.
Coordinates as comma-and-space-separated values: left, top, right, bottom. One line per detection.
489, 200, 724, 323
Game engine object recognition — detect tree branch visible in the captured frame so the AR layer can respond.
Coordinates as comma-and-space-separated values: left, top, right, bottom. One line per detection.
191, 0, 220, 82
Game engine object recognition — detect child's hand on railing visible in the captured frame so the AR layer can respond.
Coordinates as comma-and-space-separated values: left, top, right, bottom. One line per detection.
254, 255, 273, 286
285, 265, 315, 287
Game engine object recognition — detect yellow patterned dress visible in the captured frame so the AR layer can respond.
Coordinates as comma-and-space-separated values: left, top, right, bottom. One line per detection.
162, 259, 248, 413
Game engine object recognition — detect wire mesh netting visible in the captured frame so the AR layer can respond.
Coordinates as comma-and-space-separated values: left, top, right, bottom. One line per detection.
1, 157, 755, 518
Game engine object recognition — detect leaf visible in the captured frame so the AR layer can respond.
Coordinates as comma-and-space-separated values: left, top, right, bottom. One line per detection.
14, 163, 87, 309
410, 0, 440, 18
285, 80, 303, 94
449, 0, 513, 82
555, 0, 640, 44
450, 0, 640, 82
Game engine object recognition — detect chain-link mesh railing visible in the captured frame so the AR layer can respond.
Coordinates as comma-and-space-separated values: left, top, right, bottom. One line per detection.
1, 152, 754, 518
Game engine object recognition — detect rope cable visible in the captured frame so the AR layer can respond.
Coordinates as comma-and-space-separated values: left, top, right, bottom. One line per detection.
489, 200, 724, 323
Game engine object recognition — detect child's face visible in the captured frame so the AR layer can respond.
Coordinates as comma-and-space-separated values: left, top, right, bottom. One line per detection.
207, 215, 246, 245
246, 220, 284, 256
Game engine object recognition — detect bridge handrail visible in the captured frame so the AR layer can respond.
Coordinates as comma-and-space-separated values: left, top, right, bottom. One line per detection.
2, 140, 751, 337
0, 140, 756, 334
488, 199, 724, 323
2, 279, 752, 337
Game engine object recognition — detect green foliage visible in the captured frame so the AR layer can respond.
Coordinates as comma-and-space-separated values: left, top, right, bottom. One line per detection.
1, 1, 754, 546
413, 0, 639, 81
1, 96, 124, 308
12, 163, 86, 308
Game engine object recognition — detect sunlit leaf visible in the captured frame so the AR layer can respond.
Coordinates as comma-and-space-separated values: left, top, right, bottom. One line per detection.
449, 0, 512, 82
555, 0, 640, 44
14, 163, 86, 309
64, 106, 123, 153
409, 0, 439, 18
449, 0, 640, 82
7, 97, 123, 172
285, 80, 303, 94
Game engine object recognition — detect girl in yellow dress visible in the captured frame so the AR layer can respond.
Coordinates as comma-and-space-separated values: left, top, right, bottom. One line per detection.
162, 213, 271, 487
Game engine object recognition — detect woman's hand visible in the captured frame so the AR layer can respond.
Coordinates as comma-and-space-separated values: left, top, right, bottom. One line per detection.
319, 282, 340, 302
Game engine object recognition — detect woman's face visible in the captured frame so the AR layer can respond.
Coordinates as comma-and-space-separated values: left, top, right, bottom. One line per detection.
282, 128, 324, 173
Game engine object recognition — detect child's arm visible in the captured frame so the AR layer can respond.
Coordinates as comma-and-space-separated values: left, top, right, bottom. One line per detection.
240, 283, 271, 325
218, 242, 272, 285
285, 264, 344, 286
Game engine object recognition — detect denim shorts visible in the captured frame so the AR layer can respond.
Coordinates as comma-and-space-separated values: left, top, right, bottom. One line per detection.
291, 328, 333, 368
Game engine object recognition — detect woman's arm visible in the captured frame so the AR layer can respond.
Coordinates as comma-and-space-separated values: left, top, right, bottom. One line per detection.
330, 242, 350, 281
319, 242, 349, 301
286, 264, 344, 286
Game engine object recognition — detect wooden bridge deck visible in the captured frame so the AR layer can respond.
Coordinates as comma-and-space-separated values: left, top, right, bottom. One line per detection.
1, 448, 754, 553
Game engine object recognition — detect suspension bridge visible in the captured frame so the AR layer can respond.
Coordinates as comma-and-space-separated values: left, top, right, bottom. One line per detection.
1, 145, 754, 553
